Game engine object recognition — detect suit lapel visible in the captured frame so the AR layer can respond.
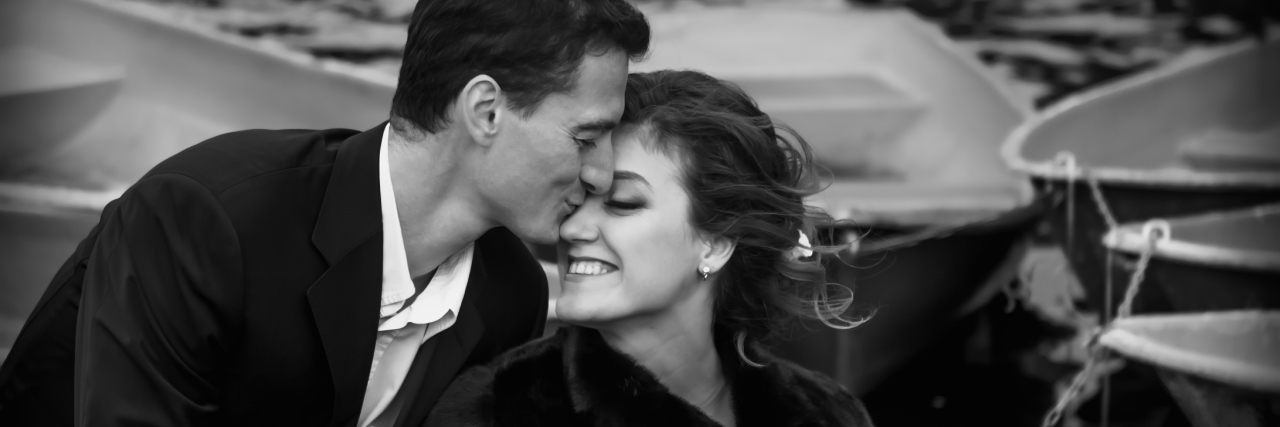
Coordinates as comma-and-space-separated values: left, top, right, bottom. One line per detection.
393, 249, 489, 427
307, 123, 387, 427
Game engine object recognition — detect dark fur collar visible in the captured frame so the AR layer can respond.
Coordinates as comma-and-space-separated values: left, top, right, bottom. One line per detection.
425, 326, 873, 427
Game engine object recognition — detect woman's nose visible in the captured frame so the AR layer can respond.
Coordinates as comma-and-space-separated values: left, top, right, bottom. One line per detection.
559, 202, 600, 243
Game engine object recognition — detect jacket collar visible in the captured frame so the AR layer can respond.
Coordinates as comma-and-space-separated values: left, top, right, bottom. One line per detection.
306, 124, 387, 426
312, 123, 385, 264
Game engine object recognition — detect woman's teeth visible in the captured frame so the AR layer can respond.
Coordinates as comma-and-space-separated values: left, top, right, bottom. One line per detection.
568, 260, 615, 275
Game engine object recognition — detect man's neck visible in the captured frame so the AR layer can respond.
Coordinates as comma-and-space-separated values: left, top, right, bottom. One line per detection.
387, 125, 494, 277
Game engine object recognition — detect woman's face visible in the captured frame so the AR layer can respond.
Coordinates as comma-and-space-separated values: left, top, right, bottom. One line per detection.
555, 128, 709, 326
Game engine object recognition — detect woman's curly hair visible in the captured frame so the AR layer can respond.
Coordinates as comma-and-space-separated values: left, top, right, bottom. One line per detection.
620, 69, 870, 365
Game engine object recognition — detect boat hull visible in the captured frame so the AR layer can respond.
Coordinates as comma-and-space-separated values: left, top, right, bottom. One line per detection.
1144, 258, 1280, 312
1157, 369, 1280, 427
1099, 311, 1280, 427
1041, 181, 1280, 315
1102, 203, 1280, 313
772, 204, 1039, 395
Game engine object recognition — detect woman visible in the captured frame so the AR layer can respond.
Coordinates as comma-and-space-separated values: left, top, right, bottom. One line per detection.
426, 70, 874, 427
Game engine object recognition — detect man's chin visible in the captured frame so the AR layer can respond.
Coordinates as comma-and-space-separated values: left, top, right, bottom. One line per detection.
510, 223, 559, 245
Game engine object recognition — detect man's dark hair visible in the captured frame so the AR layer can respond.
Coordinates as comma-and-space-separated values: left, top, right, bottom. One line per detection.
390, 0, 650, 134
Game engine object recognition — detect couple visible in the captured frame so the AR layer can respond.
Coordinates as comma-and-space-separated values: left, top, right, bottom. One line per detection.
0, 0, 871, 426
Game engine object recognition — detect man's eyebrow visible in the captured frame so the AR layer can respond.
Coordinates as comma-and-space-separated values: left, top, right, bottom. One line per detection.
573, 119, 618, 133
613, 170, 650, 188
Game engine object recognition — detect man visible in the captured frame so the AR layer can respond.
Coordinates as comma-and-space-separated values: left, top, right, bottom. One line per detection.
0, 0, 649, 425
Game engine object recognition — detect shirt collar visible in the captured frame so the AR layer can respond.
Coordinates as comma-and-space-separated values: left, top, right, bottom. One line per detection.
377, 125, 473, 330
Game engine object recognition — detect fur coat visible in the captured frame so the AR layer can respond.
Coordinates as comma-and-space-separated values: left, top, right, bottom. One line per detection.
425, 326, 874, 427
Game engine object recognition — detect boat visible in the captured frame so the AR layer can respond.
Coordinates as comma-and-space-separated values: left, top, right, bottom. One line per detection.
1002, 38, 1280, 319
626, 2, 1037, 394
0, 47, 123, 175
0, 0, 396, 363
1102, 203, 1280, 313
1098, 311, 1280, 427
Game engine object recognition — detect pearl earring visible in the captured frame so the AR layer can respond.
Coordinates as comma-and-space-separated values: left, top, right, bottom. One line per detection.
699, 266, 711, 281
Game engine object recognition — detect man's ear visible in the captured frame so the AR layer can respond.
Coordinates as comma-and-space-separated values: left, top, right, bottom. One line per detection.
459, 75, 502, 147
700, 233, 736, 277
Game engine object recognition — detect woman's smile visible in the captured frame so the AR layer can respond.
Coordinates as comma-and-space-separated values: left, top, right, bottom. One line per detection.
566, 256, 619, 276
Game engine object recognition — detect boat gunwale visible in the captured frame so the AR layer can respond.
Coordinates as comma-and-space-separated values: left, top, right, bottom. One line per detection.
1000, 39, 1280, 189
1098, 311, 1280, 393
1102, 203, 1280, 272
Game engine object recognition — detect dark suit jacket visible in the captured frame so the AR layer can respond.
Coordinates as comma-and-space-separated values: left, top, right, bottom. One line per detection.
0, 124, 549, 426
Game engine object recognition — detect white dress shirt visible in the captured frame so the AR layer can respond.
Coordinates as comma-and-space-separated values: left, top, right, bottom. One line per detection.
358, 125, 474, 427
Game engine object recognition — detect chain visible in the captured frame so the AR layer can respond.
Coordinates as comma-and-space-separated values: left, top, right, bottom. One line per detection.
1042, 346, 1111, 427
1116, 220, 1169, 318
1041, 153, 1170, 427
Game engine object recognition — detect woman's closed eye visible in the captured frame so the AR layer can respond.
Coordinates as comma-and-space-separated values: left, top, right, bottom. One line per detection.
574, 137, 598, 150
604, 199, 645, 212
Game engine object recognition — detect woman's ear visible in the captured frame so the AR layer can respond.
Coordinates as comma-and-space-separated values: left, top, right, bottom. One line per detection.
458, 75, 503, 147
700, 233, 736, 276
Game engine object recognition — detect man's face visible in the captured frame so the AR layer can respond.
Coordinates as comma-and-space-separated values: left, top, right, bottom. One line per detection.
480, 48, 629, 244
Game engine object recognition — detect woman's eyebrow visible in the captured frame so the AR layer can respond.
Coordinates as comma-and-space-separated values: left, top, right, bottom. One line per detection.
613, 170, 650, 188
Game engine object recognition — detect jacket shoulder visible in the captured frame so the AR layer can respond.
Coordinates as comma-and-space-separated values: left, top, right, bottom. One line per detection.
427, 331, 572, 426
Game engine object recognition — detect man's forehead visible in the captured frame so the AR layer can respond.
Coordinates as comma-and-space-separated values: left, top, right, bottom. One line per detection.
541, 49, 627, 127
567, 50, 628, 99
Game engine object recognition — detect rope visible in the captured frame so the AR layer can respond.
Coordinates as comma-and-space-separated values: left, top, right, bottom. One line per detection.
1053, 152, 1079, 251
1040, 152, 1171, 427
1085, 164, 1124, 427
1085, 173, 1120, 232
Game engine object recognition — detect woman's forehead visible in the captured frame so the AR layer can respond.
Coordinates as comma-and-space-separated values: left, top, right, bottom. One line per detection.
613, 129, 685, 189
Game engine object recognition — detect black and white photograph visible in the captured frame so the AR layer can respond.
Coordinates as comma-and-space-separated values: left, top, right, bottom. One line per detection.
0, 0, 1277, 426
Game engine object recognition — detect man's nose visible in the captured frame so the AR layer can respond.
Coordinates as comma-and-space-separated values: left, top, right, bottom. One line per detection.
580, 136, 614, 195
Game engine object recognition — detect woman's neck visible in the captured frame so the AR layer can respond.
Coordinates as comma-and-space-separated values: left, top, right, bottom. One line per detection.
596, 292, 736, 426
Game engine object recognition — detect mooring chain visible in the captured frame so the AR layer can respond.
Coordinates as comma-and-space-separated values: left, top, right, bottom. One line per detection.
1042, 152, 1169, 427
1042, 346, 1109, 427
1116, 220, 1169, 318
